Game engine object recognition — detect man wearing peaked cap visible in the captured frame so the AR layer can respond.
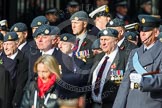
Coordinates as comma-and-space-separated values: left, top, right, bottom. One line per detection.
10, 22, 30, 59
3, 32, 28, 108
88, 5, 112, 36
106, 18, 137, 57
113, 15, 162, 108
86, 28, 128, 108
114, 0, 131, 25
138, 14, 162, 32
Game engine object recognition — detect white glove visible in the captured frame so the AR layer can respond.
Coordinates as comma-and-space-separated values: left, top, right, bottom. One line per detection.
129, 73, 142, 84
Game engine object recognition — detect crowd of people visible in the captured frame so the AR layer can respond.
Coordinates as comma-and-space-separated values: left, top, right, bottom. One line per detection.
0, 0, 162, 108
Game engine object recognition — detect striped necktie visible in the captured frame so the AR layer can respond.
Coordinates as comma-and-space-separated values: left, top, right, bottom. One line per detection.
73, 38, 80, 52
94, 56, 109, 96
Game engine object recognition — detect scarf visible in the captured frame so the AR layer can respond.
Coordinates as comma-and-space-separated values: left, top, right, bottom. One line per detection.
37, 74, 56, 98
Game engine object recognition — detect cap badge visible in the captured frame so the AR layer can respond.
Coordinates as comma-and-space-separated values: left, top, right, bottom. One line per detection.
128, 35, 132, 40
141, 18, 145, 24
14, 27, 18, 32
63, 36, 68, 41
37, 22, 42, 26
105, 6, 109, 13
74, 17, 79, 20
44, 29, 49, 34
109, 21, 114, 25
103, 30, 108, 35
8, 35, 12, 40
50, 94, 57, 99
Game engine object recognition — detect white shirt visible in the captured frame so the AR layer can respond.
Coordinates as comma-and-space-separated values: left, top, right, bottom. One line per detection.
76, 32, 87, 52
92, 47, 119, 103
7, 50, 18, 60
117, 37, 125, 47
42, 48, 55, 55
18, 41, 27, 50
144, 42, 155, 51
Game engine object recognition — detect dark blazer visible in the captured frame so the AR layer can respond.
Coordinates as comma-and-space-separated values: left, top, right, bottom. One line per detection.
88, 26, 100, 37
113, 40, 162, 108
0, 64, 13, 108
119, 39, 138, 57
12, 50, 29, 108
87, 49, 128, 108
20, 42, 30, 59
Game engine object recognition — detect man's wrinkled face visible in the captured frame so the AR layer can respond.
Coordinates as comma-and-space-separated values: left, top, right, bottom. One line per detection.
3, 41, 18, 56
58, 41, 74, 54
35, 35, 57, 51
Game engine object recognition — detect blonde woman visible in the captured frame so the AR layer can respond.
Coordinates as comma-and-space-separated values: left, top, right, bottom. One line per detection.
21, 54, 60, 108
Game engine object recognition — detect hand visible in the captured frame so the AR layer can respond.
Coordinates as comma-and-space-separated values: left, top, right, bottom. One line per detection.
129, 73, 142, 83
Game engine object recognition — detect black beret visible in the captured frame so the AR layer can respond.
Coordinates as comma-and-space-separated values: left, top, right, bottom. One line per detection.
4, 32, 18, 42
60, 33, 75, 43
138, 14, 161, 31
98, 28, 119, 38
31, 16, 49, 28
10, 22, 28, 32
106, 18, 125, 27
45, 8, 59, 15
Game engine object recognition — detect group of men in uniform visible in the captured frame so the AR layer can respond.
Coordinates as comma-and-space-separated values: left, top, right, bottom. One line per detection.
0, 0, 162, 108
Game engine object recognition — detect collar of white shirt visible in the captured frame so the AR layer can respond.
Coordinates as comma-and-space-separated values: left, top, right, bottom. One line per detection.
18, 41, 27, 50
42, 47, 55, 55
7, 50, 18, 60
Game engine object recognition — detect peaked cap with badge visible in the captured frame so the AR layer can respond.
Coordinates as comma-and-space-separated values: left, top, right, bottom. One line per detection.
4, 32, 18, 42
98, 28, 119, 38
31, 16, 49, 28
10, 22, 28, 32
70, 11, 88, 21
89, 5, 110, 19
138, 14, 162, 32
124, 22, 139, 32
106, 18, 125, 27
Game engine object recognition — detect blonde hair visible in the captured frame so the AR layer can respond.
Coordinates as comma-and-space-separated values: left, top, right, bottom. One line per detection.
34, 54, 60, 78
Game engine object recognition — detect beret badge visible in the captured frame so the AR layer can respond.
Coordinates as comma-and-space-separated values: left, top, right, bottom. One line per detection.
8, 35, 12, 40
128, 35, 132, 40
44, 29, 49, 34
74, 17, 79, 21
109, 21, 114, 25
141, 18, 145, 24
103, 30, 108, 35
37, 22, 42, 26
14, 27, 18, 32
63, 36, 68, 41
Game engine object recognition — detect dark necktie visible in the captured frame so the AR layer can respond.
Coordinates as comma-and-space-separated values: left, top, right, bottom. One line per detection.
94, 56, 109, 96
73, 38, 80, 52
144, 48, 147, 53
